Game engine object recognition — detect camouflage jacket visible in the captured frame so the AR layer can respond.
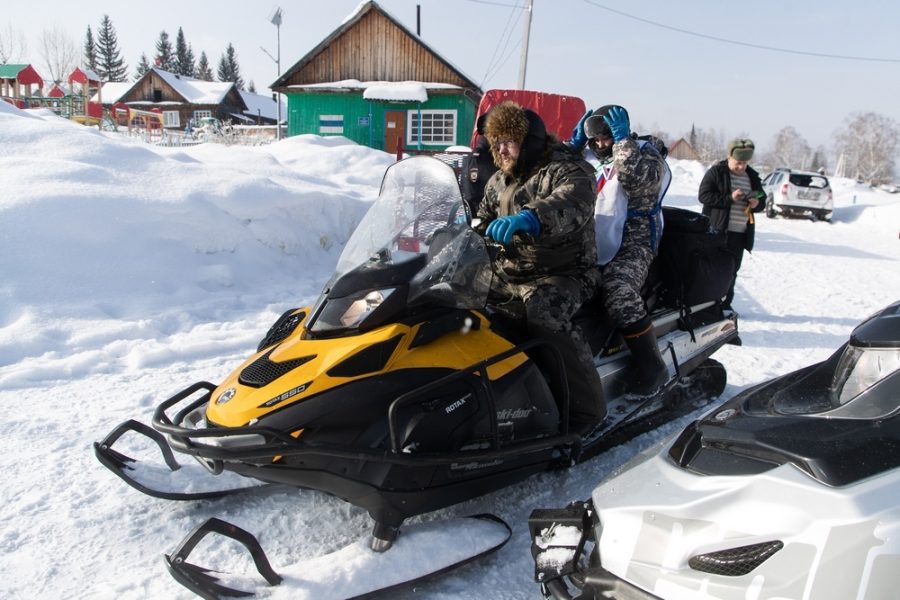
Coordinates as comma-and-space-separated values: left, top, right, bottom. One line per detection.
611, 137, 668, 251
478, 145, 598, 282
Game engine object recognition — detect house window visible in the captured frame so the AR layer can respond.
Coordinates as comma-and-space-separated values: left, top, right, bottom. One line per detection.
163, 111, 180, 128
152, 88, 162, 102
193, 110, 212, 120
408, 110, 456, 146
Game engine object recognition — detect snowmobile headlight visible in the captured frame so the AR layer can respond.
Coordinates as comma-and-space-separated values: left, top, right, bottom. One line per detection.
215, 387, 236, 405
340, 288, 395, 328
832, 345, 900, 405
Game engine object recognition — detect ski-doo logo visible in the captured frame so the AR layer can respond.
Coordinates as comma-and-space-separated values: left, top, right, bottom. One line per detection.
445, 393, 472, 414
259, 381, 312, 408
496, 408, 533, 420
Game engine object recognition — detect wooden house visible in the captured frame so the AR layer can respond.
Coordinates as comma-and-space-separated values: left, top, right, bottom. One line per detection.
0, 64, 44, 108
115, 67, 246, 129
272, 0, 482, 153
668, 137, 701, 161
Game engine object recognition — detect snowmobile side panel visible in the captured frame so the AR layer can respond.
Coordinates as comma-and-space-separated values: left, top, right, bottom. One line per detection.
165, 514, 511, 600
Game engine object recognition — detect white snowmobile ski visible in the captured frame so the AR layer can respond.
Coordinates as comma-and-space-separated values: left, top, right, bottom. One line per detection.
93, 418, 270, 500
165, 514, 511, 599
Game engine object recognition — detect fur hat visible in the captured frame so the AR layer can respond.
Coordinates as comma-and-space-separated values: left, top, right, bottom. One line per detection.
484, 101, 548, 176
484, 101, 530, 147
727, 138, 755, 161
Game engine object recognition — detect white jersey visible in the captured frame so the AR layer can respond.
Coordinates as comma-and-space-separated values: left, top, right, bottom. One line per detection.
584, 141, 672, 266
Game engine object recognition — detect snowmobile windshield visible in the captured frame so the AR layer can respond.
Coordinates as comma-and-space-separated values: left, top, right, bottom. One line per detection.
308, 157, 493, 334
336, 156, 470, 276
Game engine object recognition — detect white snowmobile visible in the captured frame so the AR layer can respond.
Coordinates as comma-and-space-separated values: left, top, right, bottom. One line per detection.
529, 300, 900, 600
94, 155, 739, 598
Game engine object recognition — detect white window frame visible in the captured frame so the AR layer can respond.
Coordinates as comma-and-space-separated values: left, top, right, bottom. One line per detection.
163, 110, 180, 128
193, 110, 212, 120
407, 110, 457, 146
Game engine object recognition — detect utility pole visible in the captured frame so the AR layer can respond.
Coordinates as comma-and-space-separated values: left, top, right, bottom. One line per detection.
517, 0, 534, 89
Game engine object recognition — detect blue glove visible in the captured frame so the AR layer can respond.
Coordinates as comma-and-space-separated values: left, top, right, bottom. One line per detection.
603, 106, 630, 142
485, 210, 541, 245
568, 109, 593, 150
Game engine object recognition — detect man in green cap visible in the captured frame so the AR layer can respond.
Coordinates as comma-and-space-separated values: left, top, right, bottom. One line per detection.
698, 138, 767, 310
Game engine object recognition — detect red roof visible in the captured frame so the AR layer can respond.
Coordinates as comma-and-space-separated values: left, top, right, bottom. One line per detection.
0, 63, 43, 87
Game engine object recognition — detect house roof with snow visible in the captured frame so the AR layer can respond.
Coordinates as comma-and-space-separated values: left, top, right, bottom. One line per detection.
111, 68, 248, 125
237, 89, 285, 123
286, 79, 462, 103
91, 81, 135, 104
150, 68, 237, 104
273, 0, 480, 96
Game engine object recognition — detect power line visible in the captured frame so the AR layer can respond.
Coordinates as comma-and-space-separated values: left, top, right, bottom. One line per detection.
479, 0, 526, 87
581, 0, 900, 63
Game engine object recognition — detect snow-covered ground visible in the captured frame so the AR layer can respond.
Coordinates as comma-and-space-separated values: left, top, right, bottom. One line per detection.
1, 102, 898, 599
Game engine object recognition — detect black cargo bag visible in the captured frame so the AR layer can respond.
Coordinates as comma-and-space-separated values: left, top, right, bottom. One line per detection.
656, 207, 734, 308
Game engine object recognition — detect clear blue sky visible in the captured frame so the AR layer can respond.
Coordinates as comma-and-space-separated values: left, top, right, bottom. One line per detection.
5, 0, 899, 162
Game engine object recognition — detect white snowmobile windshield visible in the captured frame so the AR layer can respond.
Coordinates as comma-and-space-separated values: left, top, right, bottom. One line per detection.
334, 156, 493, 310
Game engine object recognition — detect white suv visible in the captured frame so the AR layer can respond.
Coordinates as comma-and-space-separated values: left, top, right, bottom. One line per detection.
762, 168, 834, 222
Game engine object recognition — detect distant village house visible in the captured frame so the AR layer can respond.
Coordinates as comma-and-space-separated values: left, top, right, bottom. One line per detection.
272, 0, 482, 154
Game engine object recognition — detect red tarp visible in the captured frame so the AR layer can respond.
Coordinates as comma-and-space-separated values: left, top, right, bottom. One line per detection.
470, 89, 587, 148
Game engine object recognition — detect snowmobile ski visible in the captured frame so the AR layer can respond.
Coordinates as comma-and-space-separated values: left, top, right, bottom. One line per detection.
165, 514, 511, 600
93, 418, 270, 500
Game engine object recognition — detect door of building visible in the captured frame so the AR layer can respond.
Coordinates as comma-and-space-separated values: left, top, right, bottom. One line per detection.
385, 111, 406, 154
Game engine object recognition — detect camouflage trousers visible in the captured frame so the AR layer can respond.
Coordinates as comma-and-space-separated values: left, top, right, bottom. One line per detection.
490, 270, 607, 423
490, 272, 599, 366
602, 227, 655, 328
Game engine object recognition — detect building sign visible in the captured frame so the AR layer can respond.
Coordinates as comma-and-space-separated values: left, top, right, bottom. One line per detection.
319, 114, 344, 134
358, 116, 370, 127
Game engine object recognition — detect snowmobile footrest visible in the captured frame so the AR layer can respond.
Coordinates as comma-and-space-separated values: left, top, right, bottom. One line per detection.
165, 517, 282, 600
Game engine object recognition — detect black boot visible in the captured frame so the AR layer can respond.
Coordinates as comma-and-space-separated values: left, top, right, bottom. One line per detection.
621, 316, 668, 399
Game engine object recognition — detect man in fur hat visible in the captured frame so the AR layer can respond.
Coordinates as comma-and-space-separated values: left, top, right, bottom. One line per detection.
477, 100, 606, 434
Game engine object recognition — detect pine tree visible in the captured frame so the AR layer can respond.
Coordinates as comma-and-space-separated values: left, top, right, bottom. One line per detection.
134, 53, 151, 80
216, 43, 244, 90
83, 25, 97, 72
248, 80, 256, 93
195, 51, 213, 81
154, 30, 174, 71
96, 15, 128, 81
174, 27, 195, 77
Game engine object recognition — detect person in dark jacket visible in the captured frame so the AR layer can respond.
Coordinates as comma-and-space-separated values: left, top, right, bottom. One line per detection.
698, 138, 766, 309
478, 101, 606, 434
460, 113, 499, 216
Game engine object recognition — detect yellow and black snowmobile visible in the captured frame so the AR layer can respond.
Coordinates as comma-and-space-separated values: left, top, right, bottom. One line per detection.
95, 155, 737, 598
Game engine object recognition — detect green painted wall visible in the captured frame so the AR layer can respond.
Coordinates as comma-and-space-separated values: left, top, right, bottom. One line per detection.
286, 92, 478, 151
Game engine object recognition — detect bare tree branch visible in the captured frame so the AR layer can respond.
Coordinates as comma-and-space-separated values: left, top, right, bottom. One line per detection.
38, 26, 78, 84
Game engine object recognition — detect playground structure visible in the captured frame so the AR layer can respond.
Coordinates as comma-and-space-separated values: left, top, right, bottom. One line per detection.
112, 105, 166, 141
0, 64, 104, 121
